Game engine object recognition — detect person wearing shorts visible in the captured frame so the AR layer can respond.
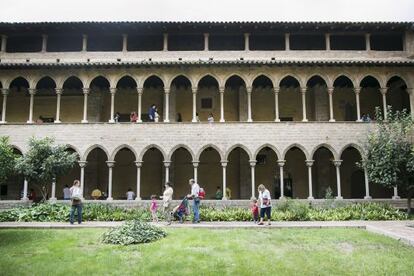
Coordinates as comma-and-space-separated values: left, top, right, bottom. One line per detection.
258, 184, 271, 225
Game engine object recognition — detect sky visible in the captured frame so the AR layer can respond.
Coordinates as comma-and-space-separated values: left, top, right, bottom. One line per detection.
0, 0, 413, 22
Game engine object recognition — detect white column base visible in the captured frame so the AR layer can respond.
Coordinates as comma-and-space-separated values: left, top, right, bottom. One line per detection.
364, 196, 372, 200
302, 119, 308, 122
247, 119, 253, 123
21, 197, 29, 202
54, 120, 61, 124
191, 119, 197, 123
108, 119, 115, 123
81, 120, 88, 124
106, 197, 114, 201
329, 119, 336, 122
135, 197, 141, 201
0, 121, 6, 124
392, 195, 401, 200
335, 196, 343, 200
136, 119, 142, 123
274, 119, 280, 122
220, 119, 225, 123
49, 197, 57, 203
222, 196, 228, 200
26, 120, 33, 124
279, 196, 285, 200
307, 196, 314, 200
164, 119, 170, 123
356, 119, 363, 122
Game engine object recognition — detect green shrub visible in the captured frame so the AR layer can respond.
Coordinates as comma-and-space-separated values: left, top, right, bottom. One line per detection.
102, 220, 167, 245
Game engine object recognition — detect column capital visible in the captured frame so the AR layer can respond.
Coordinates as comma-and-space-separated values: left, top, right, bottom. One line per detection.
110, 87, 117, 94
137, 87, 143, 95
192, 87, 197, 94
1, 88, 9, 95
354, 87, 361, 94
204, 33, 209, 37
164, 87, 171, 94
106, 161, 116, 168
380, 87, 388, 95
55, 88, 63, 95
249, 160, 257, 167
163, 161, 171, 167
332, 160, 342, 167
219, 86, 225, 94
28, 88, 37, 95
78, 161, 88, 168
192, 161, 200, 168
274, 87, 280, 94
277, 160, 286, 167
82, 88, 90, 94
300, 87, 307, 94
134, 161, 143, 168
305, 160, 314, 167
246, 86, 253, 94
328, 87, 334, 95
221, 160, 228, 167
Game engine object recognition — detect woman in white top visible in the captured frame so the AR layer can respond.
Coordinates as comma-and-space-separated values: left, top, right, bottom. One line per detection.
69, 180, 83, 224
257, 184, 271, 225
160, 182, 174, 225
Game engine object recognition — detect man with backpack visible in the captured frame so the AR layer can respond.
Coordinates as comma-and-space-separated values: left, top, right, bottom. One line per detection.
187, 179, 200, 223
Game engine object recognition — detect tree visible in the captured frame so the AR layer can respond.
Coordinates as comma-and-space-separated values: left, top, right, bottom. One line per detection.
15, 137, 77, 201
0, 136, 18, 189
360, 107, 414, 215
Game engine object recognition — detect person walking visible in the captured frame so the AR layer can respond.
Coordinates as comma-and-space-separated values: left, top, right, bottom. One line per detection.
69, 180, 83, 225
160, 182, 174, 225
257, 184, 271, 226
187, 179, 200, 223
148, 104, 156, 122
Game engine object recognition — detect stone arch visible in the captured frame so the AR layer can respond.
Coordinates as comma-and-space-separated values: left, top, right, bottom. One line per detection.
141, 145, 165, 199
195, 144, 225, 161
86, 74, 111, 89
168, 73, 195, 88
82, 145, 110, 161
225, 144, 253, 161
196, 75, 220, 122
35, 76, 57, 89
142, 74, 166, 88
10, 145, 24, 155
115, 74, 139, 88
311, 144, 338, 160
386, 76, 410, 113
254, 144, 281, 160
283, 145, 308, 199
251, 75, 275, 121
339, 145, 365, 199
198, 144, 223, 199
360, 75, 382, 118
8, 76, 30, 90
278, 73, 303, 87
223, 73, 248, 87
109, 145, 138, 161
386, 74, 409, 88
279, 75, 302, 121
168, 144, 196, 162
226, 145, 251, 199
171, 75, 193, 122
250, 73, 275, 88
7, 77, 30, 123
282, 144, 310, 160
338, 143, 364, 158
305, 74, 330, 88
65, 144, 81, 158
196, 73, 221, 88
333, 75, 357, 121
331, 73, 356, 88
138, 144, 167, 162
169, 146, 194, 198
358, 74, 383, 88
61, 75, 87, 89
224, 75, 247, 121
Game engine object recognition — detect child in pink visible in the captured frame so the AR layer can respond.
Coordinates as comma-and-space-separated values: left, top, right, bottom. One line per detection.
250, 198, 259, 223
150, 195, 158, 222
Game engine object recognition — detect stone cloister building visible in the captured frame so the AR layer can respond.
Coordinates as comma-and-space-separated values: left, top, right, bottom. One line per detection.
0, 21, 413, 203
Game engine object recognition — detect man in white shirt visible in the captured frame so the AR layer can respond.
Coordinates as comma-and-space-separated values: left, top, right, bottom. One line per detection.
126, 188, 135, 200
187, 179, 200, 223
63, 185, 71, 200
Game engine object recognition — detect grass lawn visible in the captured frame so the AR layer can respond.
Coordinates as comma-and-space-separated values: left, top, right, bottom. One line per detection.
0, 228, 413, 275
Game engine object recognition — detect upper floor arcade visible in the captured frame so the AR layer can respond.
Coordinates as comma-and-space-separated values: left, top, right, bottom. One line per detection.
0, 21, 413, 66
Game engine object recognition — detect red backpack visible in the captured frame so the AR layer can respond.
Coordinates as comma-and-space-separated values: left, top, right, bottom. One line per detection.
198, 188, 205, 200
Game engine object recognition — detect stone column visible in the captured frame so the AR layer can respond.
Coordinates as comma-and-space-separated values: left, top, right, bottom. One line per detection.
285, 33, 290, 50
41, 34, 47, 53
392, 186, 400, 199
204, 33, 209, 51
250, 160, 256, 198
122, 34, 128, 52
221, 161, 228, 200
164, 161, 171, 182
27, 88, 36, 124
364, 169, 372, 199
278, 160, 286, 199
50, 178, 57, 201
333, 160, 343, 199
246, 86, 253, 122
81, 88, 89, 123
301, 87, 308, 122
305, 160, 314, 200
192, 87, 197, 122
78, 161, 87, 198
109, 87, 116, 123
82, 34, 87, 52
325, 33, 331, 50
408, 88, 414, 119
22, 179, 29, 201
136, 87, 143, 123
193, 161, 199, 183
1, 35, 7, 52
365, 33, 371, 51
274, 87, 280, 122
163, 33, 168, 51
1, 88, 9, 123
380, 87, 388, 120
54, 88, 62, 123
106, 161, 115, 201
355, 87, 362, 122
164, 87, 170, 122
328, 87, 335, 122
134, 161, 142, 200
219, 86, 225, 122
244, 33, 250, 51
